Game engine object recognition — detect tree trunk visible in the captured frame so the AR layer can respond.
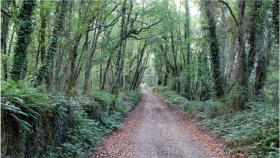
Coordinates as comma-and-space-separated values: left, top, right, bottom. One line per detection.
170, 27, 179, 92
36, 0, 47, 68
1, 0, 12, 80
273, 0, 279, 44
227, 0, 246, 109
66, 41, 80, 95
83, 28, 101, 94
254, 51, 269, 97
247, 0, 259, 79
204, 0, 225, 98
130, 41, 147, 90
184, 0, 191, 95
11, 0, 36, 80
114, 0, 131, 93
33, 0, 67, 86
54, 44, 65, 91
254, 32, 272, 97
102, 54, 113, 90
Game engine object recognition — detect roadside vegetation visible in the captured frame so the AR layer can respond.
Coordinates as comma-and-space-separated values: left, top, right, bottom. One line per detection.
153, 86, 279, 157
1, 80, 140, 157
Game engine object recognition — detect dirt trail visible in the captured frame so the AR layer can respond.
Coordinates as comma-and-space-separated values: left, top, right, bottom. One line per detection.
93, 88, 217, 158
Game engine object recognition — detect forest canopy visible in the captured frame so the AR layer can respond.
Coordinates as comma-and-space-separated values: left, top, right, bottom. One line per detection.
1, 0, 279, 102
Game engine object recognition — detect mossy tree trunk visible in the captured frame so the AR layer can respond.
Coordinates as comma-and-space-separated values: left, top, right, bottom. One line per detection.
36, 0, 48, 68
1, 0, 13, 80
227, 0, 247, 109
254, 47, 270, 97
184, 0, 191, 97
11, 0, 36, 80
114, 0, 128, 93
272, 0, 279, 44
254, 17, 273, 97
169, 26, 179, 92
204, 0, 225, 98
33, 0, 67, 86
247, 0, 260, 80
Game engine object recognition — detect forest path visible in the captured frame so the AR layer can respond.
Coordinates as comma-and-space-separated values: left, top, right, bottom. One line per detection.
93, 88, 215, 158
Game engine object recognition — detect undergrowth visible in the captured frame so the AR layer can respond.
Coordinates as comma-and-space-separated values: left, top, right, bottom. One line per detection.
153, 86, 279, 158
1, 81, 140, 157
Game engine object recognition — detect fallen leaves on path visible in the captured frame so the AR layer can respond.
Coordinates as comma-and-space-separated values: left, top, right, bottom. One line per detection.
91, 96, 145, 158
153, 93, 246, 158
92, 89, 245, 158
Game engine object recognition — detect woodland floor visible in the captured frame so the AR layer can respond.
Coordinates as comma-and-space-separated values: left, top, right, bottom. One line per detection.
92, 88, 230, 158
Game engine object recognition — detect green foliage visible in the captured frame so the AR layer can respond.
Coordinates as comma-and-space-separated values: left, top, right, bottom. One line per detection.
2, 102, 32, 131
44, 90, 141, 157
154, 86, 279, 157
2, 80, 49, 132
1, 80, 73, 157
203, 103, 279, 157
43, 109, 110, 158
118, 90, 141, 110
1, 81, 140, 157
90, 90, 115, 106
153, 86, 226, 118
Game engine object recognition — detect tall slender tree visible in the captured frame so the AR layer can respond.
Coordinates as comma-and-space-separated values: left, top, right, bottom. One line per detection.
11, 0, 36, 80
36, 0, 48, 68
1, 0, 14, 80
247, 0, 260, 79
33, 0, 68, 86
227, 0, 247, 109
204, 0, 225, 98
184, 0, 191, 97
272, 0, 279, 44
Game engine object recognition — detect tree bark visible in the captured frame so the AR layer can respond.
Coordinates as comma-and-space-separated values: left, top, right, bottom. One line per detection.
254, 32, 272, 97
1, 0, 12, 80
83, 25, 102, 94
184, 0, 191, 95
66, 39, 80, 95
114, 0, 132, 92
227, 0, 247, 109
247, 0, 259, 79
11, 0, 36, 80
114, 0, 127, 92
33, 0, 67, 86
273, 0, 279, 44
36, 0, 47, 68
204, 0, 225, 98
130, 41, 147, 90
254, 51, 269, 97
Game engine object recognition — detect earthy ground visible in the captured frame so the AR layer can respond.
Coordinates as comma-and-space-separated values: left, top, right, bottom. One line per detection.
92, 88, 229, 158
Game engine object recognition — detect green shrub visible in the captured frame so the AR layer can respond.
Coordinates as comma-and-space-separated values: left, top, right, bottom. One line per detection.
2, 81, 141, 157
1, 80, 72, 157
153, 86, 279, 157
203, 103, 279, 157
118, 90, 141, 111
43, 109, 110, 158
90, 90, 115, 107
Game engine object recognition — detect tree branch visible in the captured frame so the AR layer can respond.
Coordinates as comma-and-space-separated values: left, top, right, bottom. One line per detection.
218, 0, 238, 27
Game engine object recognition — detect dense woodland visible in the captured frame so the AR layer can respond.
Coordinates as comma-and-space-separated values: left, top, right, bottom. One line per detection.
1, 0, 279, 157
